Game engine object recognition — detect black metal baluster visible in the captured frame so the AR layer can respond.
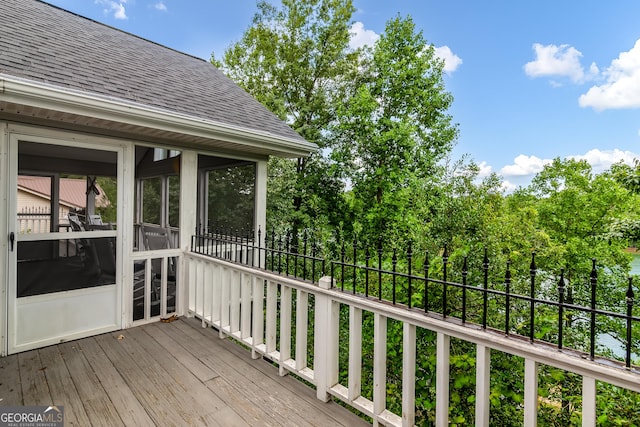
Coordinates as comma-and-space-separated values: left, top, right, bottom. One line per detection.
286, 230, 291, 276
482, 248, 489, 329
558, 269, 565, 350
424, 251, 429, 313
442, 246, 449, 318
626, 277, 634, 369
293, 231, 299, 278
590, 259, 597, 360
278, 235, 283, 274
529, 253, 536, 342
392, 249, 398, 304
302, 231, 308, 280
365, 247, 371, 298
462, 256, 468, 324
270, 229, 276, 271
353, 235, 358, 294
505, 261, 511, 335
215, 226, 220, 258
312, 240, 318, 283
407, 241, 413, 308
257, 226, 262, 268
378, 240, 383, 301
341, 242, 346, 292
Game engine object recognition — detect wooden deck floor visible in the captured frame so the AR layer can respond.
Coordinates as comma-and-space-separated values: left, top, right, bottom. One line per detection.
0, 317, 369, 426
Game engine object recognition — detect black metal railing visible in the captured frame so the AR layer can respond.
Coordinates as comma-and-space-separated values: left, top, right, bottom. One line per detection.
330, 240, 639, 370
191, 227, 639, 369
190, 225, 325, 283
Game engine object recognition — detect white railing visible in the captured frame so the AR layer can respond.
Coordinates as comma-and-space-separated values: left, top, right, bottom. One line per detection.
184, 252, 640, 427
132, 249, 182, 324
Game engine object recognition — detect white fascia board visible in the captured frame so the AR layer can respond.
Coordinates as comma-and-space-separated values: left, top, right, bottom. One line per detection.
0, 75, 317, 157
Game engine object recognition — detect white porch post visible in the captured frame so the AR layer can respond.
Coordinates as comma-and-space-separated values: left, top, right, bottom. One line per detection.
582, 376, 596, 427
475, 344, 491, 427
254, 159, 267, 267
279, 284, 292, 376
373, 313, 387, 426
348, 306, 363, 402
402, 322, 416, 427
179, 151, 198, 316
435, 332, 450, 427
315, 276, 339, 402
524, 358, 538, 427
121, 144, 135, 328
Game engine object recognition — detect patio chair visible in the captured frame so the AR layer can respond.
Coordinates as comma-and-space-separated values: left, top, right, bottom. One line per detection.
141, 224, 173, 251
67, 212, 85, 231
88, 214, 103, 225
68, 212, 117, 283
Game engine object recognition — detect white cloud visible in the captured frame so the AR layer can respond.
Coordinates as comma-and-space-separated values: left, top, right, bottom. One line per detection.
568, 148, 639, 173
497, 149, 639, 184
154, 2, 167, 11
96, 0, 128, 20
501, 180, 517, 193
434, 46, 462, 73
476, 161, 493, 179
578, 39, 640, 110
524, 43, 595, 84
500, 154, 551, 177
349, 21, 379, 50
113, 3, 126, 19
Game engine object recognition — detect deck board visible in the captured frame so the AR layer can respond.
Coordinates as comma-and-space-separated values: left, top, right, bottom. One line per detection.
165, 321, 308, 426
38, 345, 93, 426
171, 319, 316, 426
77, 337, 155, 427
0, 349, 22, 406
93, 332, 193, 426
18, 350, 51, 406
0, 318, 369, 426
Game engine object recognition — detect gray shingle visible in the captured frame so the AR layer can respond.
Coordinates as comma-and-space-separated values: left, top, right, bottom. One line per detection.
0, 0, 307, 144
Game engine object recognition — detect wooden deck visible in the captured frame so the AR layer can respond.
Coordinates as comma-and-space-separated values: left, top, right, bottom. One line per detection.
0, 317, 369, 426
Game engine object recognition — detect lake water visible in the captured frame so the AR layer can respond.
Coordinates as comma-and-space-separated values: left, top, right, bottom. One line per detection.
631, 254, 640, 275
597, 253, 639, 359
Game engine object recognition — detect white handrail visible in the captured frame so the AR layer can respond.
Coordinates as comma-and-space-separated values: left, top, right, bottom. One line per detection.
184, 252, 640, 426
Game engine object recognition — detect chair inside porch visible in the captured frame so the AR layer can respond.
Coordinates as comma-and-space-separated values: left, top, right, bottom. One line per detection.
0, 317, 368, 426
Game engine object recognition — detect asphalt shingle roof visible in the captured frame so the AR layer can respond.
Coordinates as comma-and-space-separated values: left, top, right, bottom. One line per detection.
0, 0, 307, 144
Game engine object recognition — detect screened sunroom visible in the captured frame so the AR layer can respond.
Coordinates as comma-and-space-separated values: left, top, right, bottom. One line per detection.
0, 0, 314, 356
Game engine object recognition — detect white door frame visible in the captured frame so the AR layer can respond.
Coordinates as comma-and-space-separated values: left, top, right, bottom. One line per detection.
5, 124, 126, 354
0, 122, 8, 356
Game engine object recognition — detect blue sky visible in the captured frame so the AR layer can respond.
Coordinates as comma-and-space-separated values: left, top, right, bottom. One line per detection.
43, 0, 640, 191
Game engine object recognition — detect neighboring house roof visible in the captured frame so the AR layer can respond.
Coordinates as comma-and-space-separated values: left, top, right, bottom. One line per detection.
18, 176, 109, 209
0, 0, 316, 157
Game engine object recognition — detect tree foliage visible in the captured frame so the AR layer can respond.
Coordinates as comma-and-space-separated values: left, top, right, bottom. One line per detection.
333, 15, 458, 242
213, 0, 357, 230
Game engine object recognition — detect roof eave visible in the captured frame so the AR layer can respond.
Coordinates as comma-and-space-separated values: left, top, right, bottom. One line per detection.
0, 75, 317, 158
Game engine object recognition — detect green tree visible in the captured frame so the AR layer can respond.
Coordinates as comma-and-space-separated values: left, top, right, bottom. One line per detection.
333, 15, 458, 243
213, 0, 357, 231
527, 158, 633, 280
